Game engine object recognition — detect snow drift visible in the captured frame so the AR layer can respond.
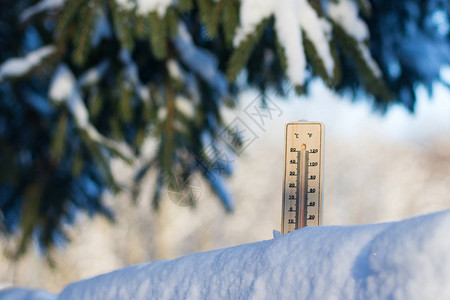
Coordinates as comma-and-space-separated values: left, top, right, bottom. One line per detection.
52, 209, 450, 300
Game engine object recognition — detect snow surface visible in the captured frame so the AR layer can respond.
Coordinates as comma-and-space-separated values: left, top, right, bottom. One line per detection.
0, 288, 56, 300
0, 46, 55, 82
49, 209, 450, 299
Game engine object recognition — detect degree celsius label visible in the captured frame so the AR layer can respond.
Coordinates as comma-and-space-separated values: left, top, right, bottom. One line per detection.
281, 122, 324, 234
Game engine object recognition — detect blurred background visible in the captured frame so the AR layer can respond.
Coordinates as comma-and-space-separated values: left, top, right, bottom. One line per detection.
1, 0, 449, 294
1, 81, 449, 293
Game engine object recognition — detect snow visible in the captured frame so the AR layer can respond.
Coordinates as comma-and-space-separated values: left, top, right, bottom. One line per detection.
49, 64, 76, 103
298, 0, 334, 77
115, 0, 135, 11
0, 46, 56, 82
116, 0, 173, 16
329, 0, 382, 77
234, 0, 334, 85
119, 49, 151, 104
358, 43, 382, 78
175, 95, 195, 119
48, 64, 134, 163
233, 0, 276, 46
78, 60, 109, 88
137, 0, 173, 16
49, 64, 89, 127
173, 23, 228, 98
19, 208, 441, 299
20, 0, 65, 23
0, 288, 55, 300
441, 66, 450, 84
274, 0, 306, 86
328, 0, 368, 41
167, 59, 185, 83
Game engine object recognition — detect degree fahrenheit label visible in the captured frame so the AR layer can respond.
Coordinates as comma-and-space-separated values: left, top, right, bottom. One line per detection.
281, 122, 324, 234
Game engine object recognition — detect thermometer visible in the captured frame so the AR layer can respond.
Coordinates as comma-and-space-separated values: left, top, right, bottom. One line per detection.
281, 122, 324, 234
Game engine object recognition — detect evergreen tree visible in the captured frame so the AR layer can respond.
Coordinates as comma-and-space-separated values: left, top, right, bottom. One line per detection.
0, 0, 448, 256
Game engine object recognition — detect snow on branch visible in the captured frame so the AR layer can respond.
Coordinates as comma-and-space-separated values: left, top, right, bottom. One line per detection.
298, 1, 334, 77
0, 46, 56, 83
49, 64, 135, 163
173, 23, 229, 98
78, 60, 110, 88
119, 49, 151, 104
274, 1, 306, 86
137, 0, 173, 16
20, 0, 65, 23
234, 0, 334, 86
116, 0, 173, 16
329, 0, 382, 78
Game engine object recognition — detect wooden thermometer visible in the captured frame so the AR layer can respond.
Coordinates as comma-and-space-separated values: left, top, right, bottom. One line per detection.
281, 122, 324, 234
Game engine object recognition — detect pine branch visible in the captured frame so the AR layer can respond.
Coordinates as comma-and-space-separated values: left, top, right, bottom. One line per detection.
226, 19, 269, 81
161, 81, 176, 175
72, 0, 101, 65
49, 109, 68, 163
148, 12, 168, 59
166, 7, 179, 37
201, 0, 224, 38
303, 33, 333, 87
119, 79, 134, 123
274, 32, 288, 77
71, 150, 84, 177
221, 0, 239, 45
110, 3, 135, 50
355, 0, 372, 17
178, 0, 194, 12
332, 21, 393, 102
87, 87, 104, 118
56, 0, 88, 36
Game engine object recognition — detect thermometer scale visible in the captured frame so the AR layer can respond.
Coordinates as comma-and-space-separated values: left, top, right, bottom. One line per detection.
281, 122, 324, 234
